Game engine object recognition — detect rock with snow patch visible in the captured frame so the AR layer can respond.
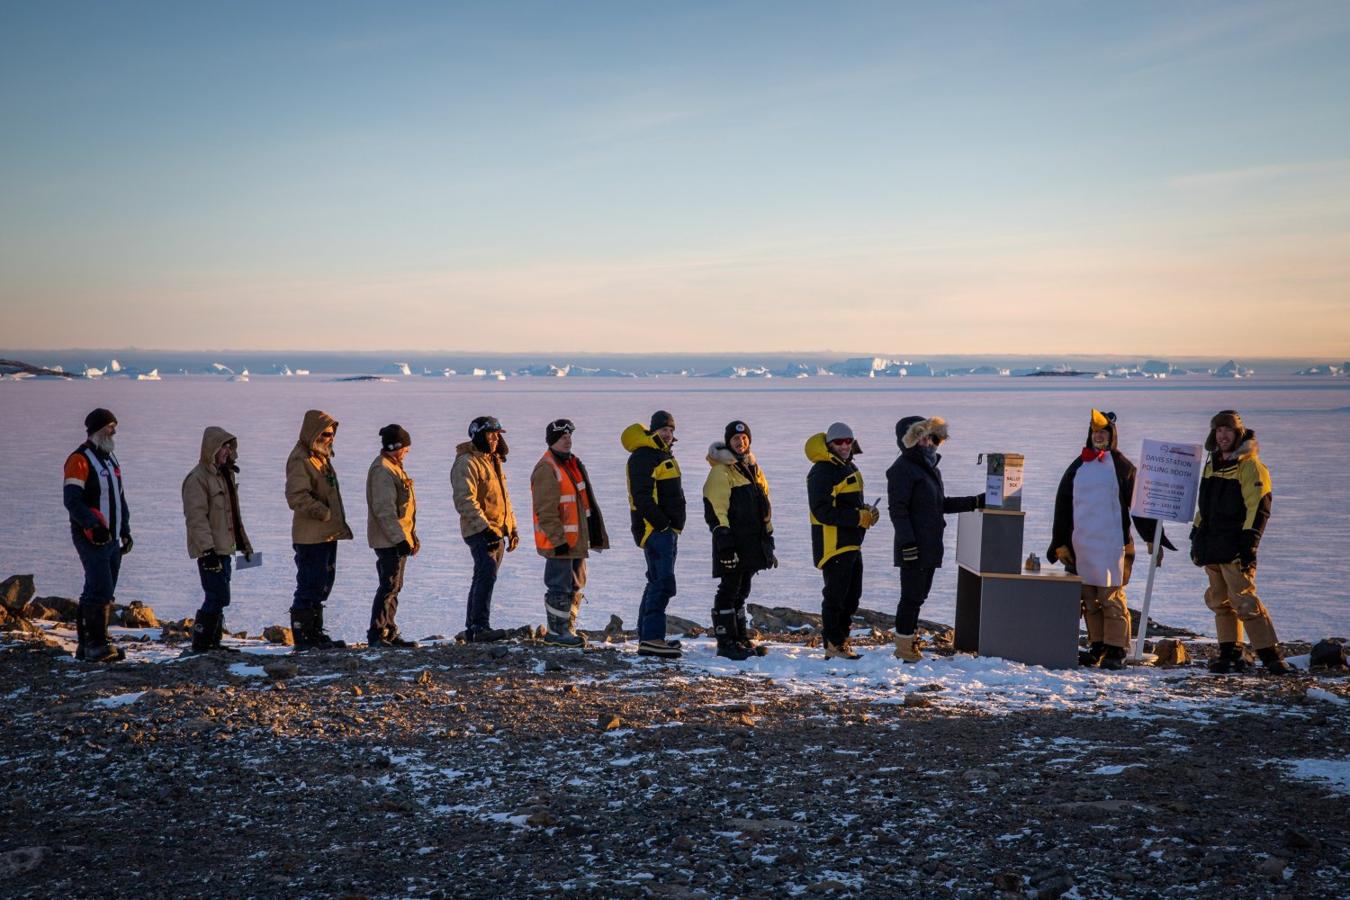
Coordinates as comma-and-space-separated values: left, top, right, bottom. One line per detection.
25, 596, 78, 622
263, 660, 299, 680
263, 625, 294, 646
0, 575, 36, 613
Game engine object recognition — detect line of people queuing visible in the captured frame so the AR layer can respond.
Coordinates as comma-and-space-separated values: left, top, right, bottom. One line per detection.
62, 405, 1294, 674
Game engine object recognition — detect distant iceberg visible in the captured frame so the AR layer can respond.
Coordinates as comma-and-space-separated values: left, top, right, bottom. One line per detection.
774, 361, 830, 378
135, 369, 162, 381
379, 362, 413, 376
228, 369, 250, 383
1212, 360, 1253, 378
1294, 363, 1343, 376
700, 366, 772, 378
422, 367, 456, 377
828, 357, 892, 377
204, 362, 236, 376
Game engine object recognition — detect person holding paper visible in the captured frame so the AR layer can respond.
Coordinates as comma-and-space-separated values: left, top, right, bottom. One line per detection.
1191, 410, 1293, 675
1048, 410, 1172, 670
285, 409, 354, 650
887, 416, 984, 663
805, 422, 879, 660
365, 424, 419, 648
182, 426, 254, 654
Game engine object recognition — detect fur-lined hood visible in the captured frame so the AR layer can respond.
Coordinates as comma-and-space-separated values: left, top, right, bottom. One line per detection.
898, 416, 948, 449
706, 442, 757, 467
1208, 429, 1260, 460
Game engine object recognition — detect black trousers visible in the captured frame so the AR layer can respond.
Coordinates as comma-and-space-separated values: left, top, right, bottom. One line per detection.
370, 546, 407, 634
820, 552, 863, 646
712, 567, 756, 639
895, 565, 937, 634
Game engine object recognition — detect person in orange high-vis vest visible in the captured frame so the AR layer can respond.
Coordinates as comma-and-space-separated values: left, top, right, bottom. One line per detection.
530, 418, 609, 647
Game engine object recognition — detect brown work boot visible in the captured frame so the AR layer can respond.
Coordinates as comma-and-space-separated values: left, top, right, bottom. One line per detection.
893, 632, 923, 663
824, 640, 861, 661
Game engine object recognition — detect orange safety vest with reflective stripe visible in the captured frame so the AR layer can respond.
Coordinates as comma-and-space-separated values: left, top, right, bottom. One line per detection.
533, 452, 592, 551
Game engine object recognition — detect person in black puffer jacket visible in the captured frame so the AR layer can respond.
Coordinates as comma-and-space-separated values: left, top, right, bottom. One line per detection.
886, 416, 984, 662
703, 420, 776, 660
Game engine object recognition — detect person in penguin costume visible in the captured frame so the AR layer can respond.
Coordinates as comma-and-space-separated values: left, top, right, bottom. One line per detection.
1048, 410, 1174, 670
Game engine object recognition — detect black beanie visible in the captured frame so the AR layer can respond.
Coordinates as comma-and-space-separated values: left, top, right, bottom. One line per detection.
724, 420, 751, 446
546, 418, 575, 446
650, 410, 675, 431
379, 424, 411, 451
85, 408, 117, 435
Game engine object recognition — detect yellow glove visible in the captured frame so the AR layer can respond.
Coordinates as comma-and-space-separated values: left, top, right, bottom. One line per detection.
1054, 546, 1075, 567
858, 506, 880, 529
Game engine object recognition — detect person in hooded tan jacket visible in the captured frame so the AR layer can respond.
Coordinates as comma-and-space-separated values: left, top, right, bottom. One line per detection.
285, 409, 353, 650
182, 426, 253, 654
366, 424, 419, 648
451, 415, 518, 642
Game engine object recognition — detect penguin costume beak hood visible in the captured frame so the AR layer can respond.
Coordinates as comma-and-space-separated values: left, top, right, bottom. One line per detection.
1087, 409, 1118, 451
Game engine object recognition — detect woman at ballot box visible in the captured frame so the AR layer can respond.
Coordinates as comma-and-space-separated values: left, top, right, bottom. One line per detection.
887, 416, 985, 663
1047, 410, 1173, 670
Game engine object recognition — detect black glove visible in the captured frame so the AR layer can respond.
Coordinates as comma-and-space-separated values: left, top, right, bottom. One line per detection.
200, 551, 224, 573
89, 524, 112, 546
975, 493, 987, 509
395, 540, 413, 558
900, 544, 920, 568
1189, 527, 1204, 567
243, 549, 253, 562
482, 529, 502, 551
506, 532, 520, 553
769, 554, 779, 569
1237, 529, 1259, 568
552, 544, 570, 557
120, 533, 134, 555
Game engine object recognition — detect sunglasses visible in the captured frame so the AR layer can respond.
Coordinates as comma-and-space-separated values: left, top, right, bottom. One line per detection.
319, 430, 335, 438
829, 437, 854, 446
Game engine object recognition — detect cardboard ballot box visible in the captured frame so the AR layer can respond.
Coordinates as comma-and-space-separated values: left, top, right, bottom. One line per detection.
983, 452, 1025, 511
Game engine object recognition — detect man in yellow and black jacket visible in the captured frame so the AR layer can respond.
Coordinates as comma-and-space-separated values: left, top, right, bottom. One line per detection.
805, 422, 879, 660
1190, 410, 1292, 674
622, 410, 686, 658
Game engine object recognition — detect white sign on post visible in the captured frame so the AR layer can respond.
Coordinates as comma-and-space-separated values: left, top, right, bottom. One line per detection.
1129, 439, 1205, 660
1132, 440, 1204, 523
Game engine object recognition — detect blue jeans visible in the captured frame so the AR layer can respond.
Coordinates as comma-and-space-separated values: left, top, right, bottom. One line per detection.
292, 542, 338, 612
638, 530, 678, 641
370, 546, 407, 633
198, 555, 234, 615
464, 530, 504, 631
544, 557, 588, 596
72, 530, 121, 608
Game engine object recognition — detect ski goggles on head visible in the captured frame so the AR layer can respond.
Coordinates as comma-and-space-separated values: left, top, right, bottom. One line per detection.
550, 419, 575, 435
469, 416, 504, 436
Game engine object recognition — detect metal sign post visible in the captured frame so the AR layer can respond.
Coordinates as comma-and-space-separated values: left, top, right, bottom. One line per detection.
1129, 440, 1205, 661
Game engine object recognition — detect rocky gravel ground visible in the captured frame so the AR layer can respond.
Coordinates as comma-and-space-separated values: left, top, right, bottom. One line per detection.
2, 623, 1348, 900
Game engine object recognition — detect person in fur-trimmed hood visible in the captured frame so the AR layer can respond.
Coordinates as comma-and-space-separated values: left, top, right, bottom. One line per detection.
1190, 410, 1293, 674
1048, 410, 1173, 670
886, 416, 984, 662
702, 420, 775, 660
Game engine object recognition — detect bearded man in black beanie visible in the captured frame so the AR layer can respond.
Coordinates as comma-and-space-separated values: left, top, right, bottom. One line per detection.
63, 408, 132, 662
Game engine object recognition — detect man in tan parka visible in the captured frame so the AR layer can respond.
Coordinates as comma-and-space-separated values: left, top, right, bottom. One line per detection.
366, 424, 419, 648
285, 409, 353, 650
182, 426, 253, 654
451, 415, 518, 642
530, 418, 609, 647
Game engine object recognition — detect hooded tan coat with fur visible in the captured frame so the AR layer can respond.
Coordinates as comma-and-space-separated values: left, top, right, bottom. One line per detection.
182, 426, 253, 559
285, 409, 354, 544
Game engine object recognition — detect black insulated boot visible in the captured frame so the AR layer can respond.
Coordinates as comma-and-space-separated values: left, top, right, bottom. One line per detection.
1079, 641, 1106, 667
211, 614, 241, 653
1099, 645, 1128, 671
81, 605, 121, 663
189, 609, 215, 654
543, 592, 584, 647
291, 609, 317, 652
311, 606, 347, 649
1256, 647, 1297, 675
736, 611, 767, 657
1208, 641, 1249, 674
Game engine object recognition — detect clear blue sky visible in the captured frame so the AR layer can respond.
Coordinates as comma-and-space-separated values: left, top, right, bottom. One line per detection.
2, 1, 1348, 354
